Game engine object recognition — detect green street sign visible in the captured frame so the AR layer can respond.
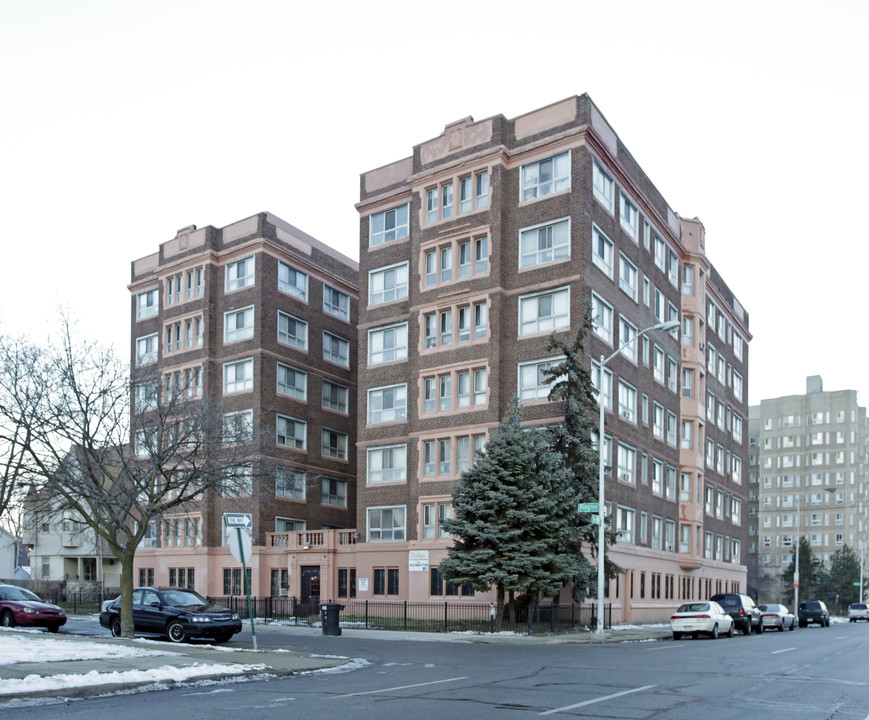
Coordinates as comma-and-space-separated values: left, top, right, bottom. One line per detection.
578, 502, 600, 513
854, 582, 862, 586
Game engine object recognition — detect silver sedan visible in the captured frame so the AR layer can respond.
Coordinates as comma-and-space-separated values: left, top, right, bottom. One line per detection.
670, 601, 734, 639
758, 603, 796, 631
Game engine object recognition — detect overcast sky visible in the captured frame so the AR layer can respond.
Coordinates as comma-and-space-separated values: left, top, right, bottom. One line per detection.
1, 0, 866, 407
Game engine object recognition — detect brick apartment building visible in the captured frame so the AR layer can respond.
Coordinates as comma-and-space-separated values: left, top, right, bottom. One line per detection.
130, 213, 358, 601
128, 96, 751, 624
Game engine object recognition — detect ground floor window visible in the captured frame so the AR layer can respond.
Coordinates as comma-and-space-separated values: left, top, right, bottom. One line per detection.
429, 567, 474, 597
373, 567, 399, 596
338, 568, 357, 598
169, 567, 195, 589
223, 567, 251, 595
270, 569, 288, 596
139, 567, 154, 587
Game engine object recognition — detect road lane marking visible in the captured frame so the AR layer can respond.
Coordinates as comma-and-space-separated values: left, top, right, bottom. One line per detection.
332, 676, 469, 698
539, 684, 656, 716
771, 648, 797, 654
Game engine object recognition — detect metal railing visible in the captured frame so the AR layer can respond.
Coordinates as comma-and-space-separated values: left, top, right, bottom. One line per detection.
208, 596, 611, 634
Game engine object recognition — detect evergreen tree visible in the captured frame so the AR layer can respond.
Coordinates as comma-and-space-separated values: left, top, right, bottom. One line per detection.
827, 545, 864, 612
439, 402, 580, 627
782, 536, 826, 606
542, 315, 620, 599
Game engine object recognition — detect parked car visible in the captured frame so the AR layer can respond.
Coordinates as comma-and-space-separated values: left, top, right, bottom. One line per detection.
797, 600, 830, 627
710, 592, 762, 635
0, 583, 67, 632
757, 603, 796, 631
848, 603, 869, 622
671, 601, 734, 639
99, 587, 241, 643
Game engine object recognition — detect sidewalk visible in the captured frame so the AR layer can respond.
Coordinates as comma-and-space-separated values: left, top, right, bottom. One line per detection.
0, 621, 670, 704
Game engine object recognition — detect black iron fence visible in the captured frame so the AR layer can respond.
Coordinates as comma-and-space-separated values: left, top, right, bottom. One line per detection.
209, 596, 611, 634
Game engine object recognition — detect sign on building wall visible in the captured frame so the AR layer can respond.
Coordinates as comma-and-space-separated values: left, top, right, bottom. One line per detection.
408, 550, 429, 572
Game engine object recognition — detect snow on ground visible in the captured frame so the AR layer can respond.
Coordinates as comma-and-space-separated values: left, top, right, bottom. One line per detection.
0, 631, 180, 666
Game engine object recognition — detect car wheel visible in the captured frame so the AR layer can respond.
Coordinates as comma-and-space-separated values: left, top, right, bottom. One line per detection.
777, 623, 784, 632
753, 621, 763, 634
110, 616, 122, 638
1, 610, 15, 628
799, 621, 807, 628
789, 621, 795, 631
726, 623, 734, 638
166, 620, 187, 643
710, 624, 719, 639
692, 632, 699, 639
47, 625, 60, 633
741, 621, 751, 635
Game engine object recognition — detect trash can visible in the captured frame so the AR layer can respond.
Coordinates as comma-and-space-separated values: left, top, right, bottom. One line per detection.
321, 603, 344, 636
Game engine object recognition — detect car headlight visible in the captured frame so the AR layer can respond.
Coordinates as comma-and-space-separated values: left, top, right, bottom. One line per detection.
22, 608, 35, 614
231, 613, 240, 621
190, 615, 212, 623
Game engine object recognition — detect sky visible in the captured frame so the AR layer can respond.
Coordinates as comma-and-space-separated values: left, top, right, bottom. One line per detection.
1, 0, 867, 407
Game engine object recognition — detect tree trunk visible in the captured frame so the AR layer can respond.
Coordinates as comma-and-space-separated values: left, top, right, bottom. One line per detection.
119, 547, 137, 638
495, 585, 505, 631
508, 589, 516, 626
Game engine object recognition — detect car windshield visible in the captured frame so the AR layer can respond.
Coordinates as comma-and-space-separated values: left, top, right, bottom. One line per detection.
715, 597, 738, 607
759, 604, 782, 612
162, 590, 209, 607
677, 603, 709, 613
851, 604, 867, 610
0, 586, 42, 602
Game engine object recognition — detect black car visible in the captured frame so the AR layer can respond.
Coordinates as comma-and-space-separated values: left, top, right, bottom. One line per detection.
798, 600, 830, 628
710, 593, 762, 635
99, 587, 241, 643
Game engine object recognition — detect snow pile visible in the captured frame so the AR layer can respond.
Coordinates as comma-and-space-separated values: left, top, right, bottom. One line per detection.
0, 633, 180, 666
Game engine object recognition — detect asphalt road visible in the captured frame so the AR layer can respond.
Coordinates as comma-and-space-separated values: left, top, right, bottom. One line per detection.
14, 618, 869, 719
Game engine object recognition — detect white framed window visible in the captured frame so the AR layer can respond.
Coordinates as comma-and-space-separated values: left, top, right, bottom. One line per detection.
426, 187, 438, 223
591, 361, 613, 410
276, 363, 306, 400
224, 306, 254, 343
619, 316, 638, 362
617, 445, 636, 484
368, 384, 407, 424
668, 249, 679, 287
619, 191, 638, 240
323, 331, 350, 367
136, 334, 158, 366
682, 368, 694, 398
520, 150, 570, 201
136, 288, 159, 319
323, 285, 349, 320
322, 379, 349, 414
667, 356, 678, 393
321, 477, 347, 507
368, 323, 408, 365
321, 428, 348, 460
369, 262, 408, 306
277, 262, 308, 301
367, 445, 407, 484
592, 158, 614, 213
135, 380, 158, 411
652, 460, 664, 495
681, 420, 693, 450
519, 287, 570, 336
667, 411, 678, 446
519, 218, 570, 268
223, 358, 253, 393
616, 506, 635, 544
654, 235, 667, 271
275, 466, 306, 500
518, 357, 564, 402
733, 331, 744, 361
619, 253, 638, 300
682, 265, 694, 295
653, 345, 665, 383
618, 381, 637, 422
222, 409, 252, 443
369, 204, 409, 247
591, 293, 613, 344
682, 316, 694, 346
475, 170, 489, 208
276, 415, 306, 450
278, 312, 308, 350
441, 182, 454, 219
225, 256, 255, 292
367, 505, 406, 541
653, 403, 664, 439
591, 224, 613, 278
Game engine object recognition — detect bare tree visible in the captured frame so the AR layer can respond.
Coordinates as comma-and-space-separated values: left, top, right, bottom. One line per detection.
0, 319, 262, 637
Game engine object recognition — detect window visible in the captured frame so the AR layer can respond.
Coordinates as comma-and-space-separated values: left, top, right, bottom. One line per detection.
590, 293, 612, 343
521, 150, 570, 200
321, 429, 348, 460
136, 288, 159, 319
733, 371, 743, 402
667, 411, 678, 446
277, 262, 308, 300
618, 381, 637, 422
733, 332, 744, 361
367, 445, 407, 483
619, 317, 638, 362
682, 265, 694, 295
368, 323, 408, 365
322, 379, 349, 414
616, 506, 635, 544
321, 477, 347, 507
223, 409, 253, 444
682, 316, 694, 346
682, 368, 694, 398
373, 568, 400, 595
519, 287, 570, 336
617, 445, 636, 484
367, 506, 406, 542
369, 204, 409, 247
519, 218, 570, 268
475, 170, 489, 208
653, 403, 664, 439
276, 415, 306, 450
619, 254, 638, 300
441, 182, 453, 219
275, 467, 306, 500
223, 358, 253, 393
323, 331, 350, 366
667, 357, 678, 393
136, 334, 158, 366
681, 420, 693, 450
135, 380, 158, 411
369, 262, 408, 305
221, 465, 252, 496
591, 361, 613, 410
460, 178, 478, 217
368, 384, 407, 424
224, 306, 254, 343
323, 285, 349, 320
226, 256, 255, 292
426, 187, 438, 223
592, 158, 614, 213
619, 191, 638, 240
423, 236, 489, 287
277, 312, 308, 350
518, 357, 564, 402
591, 224, 614, 278
276, 363, 306, 400
653, 345, 665, 383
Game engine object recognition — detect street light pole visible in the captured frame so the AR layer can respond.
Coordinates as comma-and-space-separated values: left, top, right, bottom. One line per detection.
794, 494, 800, 615
596, 319, 678, 633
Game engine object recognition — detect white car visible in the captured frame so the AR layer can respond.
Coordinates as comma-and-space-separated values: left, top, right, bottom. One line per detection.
671, 601, 734, 639
849, 603, 869, 622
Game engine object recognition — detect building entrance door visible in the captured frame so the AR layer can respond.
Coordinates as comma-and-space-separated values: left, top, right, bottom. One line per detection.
301, 566, 320, 615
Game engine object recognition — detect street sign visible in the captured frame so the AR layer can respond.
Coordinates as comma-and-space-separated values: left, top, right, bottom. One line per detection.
224, 513, 252, 528
855, 582, 862, 586
591, 515, 601, 525
228, 527, 252, 565
578, 502, 600, 513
